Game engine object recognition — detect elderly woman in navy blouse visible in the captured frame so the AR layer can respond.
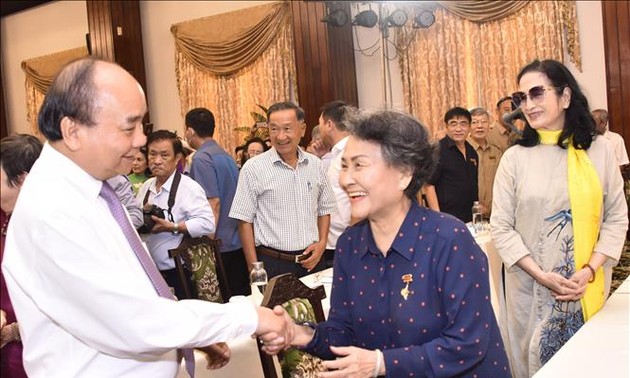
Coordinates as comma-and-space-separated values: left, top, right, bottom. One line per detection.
261, 110, 511, 377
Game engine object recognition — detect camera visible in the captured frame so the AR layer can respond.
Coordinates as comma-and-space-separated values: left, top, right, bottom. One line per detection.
138, 204, 165, 234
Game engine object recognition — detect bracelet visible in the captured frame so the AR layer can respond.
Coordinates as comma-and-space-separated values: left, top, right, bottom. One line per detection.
373, 349, 383, 378
171, 222, 179, 235
582, 263, 596, 283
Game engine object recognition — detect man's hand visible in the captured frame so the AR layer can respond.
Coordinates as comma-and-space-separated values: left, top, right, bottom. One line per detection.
255, 306, 294, 354
150, 216, 177, 234
301, 241, 325, 271
196, 342, 231, 370
0, 322, 19, 349
306, 139, 329, 158
0, 310, 6, 330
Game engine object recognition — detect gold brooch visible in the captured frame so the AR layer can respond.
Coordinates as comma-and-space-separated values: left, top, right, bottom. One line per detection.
400, 274, 413, 300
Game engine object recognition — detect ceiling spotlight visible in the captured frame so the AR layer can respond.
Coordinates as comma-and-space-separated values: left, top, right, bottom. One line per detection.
353, 9, 378, 28
322, 9, 349, 27
386, 9, 408, 27
413, 10, 435, 29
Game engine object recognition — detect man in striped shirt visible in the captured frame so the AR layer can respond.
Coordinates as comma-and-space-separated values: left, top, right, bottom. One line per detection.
229, 102, 337, 279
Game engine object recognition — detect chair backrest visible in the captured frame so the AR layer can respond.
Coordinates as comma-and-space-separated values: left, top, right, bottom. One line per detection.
257, 273, 327, 378
168, 236, 231, 302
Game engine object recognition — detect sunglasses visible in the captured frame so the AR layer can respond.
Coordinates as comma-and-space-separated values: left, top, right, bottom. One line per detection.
511, 85, 564, 108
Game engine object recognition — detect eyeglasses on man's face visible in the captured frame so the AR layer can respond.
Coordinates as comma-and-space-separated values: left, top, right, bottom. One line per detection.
511, 85, 564, 108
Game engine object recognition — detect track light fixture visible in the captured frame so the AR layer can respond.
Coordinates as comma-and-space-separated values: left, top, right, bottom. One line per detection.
322, 9, 349, 27
413, 10, 435, 29
353, 9, 378, 28
386, 9, 407, 27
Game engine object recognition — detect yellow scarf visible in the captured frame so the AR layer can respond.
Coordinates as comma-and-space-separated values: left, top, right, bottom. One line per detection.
538, 129, 604, 321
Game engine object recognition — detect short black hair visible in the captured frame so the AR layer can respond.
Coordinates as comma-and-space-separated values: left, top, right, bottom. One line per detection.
515, 59, 595, 150
0, 134, 43, 187
146, 130, 184, 156
266, 101, 305, 122
185, 107, 215, 137
320, 100, 353, 131
444, 107, 472, 124
38, 57, 102, 141
351, 110, 437, 200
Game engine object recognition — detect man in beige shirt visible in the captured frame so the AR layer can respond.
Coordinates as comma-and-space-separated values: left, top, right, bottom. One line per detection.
487, 96, 520, 153
468, 107, 502, 218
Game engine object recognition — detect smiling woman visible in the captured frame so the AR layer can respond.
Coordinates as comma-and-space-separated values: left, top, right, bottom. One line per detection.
491, 59, 628, 377
260, 110, 512, 378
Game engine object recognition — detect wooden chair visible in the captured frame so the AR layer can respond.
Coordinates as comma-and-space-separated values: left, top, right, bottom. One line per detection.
168, 236, 231, 302
257, 273, 327, 378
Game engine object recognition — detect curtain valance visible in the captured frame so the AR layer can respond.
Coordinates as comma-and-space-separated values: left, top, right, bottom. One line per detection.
437, 1, 529, 23
21, 46, 89, 94
22, 46, 89, 136
437, 1, 580, 68
171, 1, 289, 76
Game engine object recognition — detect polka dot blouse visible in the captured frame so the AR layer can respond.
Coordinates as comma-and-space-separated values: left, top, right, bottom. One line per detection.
304, 203, 511, 377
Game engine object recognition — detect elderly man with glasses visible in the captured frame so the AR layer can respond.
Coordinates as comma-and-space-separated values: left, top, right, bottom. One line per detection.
467, 107, 503, 219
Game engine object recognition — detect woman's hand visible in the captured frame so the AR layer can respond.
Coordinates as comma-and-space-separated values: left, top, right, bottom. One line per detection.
537, 271, 580, 299
554, 268, 591, 301
318, 346, 382, 378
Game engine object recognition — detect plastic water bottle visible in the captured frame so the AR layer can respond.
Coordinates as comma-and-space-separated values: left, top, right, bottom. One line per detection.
472, 201, 483, 232
250, 261, 268, 295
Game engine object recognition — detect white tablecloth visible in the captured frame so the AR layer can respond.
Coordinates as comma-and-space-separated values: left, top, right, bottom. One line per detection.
533, 276, 630, 377
474, 230, 501, 317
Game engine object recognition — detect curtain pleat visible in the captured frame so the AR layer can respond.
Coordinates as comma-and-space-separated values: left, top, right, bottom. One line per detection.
171, 2, 289, 76
174, 10, 296, 157
399, 1, 580, 139
437, 1, 529, 23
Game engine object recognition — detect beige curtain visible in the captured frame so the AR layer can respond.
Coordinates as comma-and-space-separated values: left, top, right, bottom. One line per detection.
172, 1, 296, 156
399, 1, 580, 139
21, 46, 89, 136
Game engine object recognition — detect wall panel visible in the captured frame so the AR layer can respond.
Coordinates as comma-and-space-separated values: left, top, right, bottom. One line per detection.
291, 1, 358, 144
602, 1, 630, 147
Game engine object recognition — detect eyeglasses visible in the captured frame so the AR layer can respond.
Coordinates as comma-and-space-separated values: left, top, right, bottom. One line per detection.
511, 85, 564, 108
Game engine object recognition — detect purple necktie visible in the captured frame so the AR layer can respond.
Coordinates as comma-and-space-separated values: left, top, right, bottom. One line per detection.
100, 181, 195, 377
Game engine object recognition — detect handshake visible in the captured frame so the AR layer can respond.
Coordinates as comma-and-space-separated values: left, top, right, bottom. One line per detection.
199, 306, 300, 371
255, 305, 302, 354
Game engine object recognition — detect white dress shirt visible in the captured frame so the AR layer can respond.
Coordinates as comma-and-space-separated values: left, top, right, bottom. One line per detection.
2, 143, 257, 378
137, 172, 215, 270
326, 136, 351, 250
603, 129, 629, 166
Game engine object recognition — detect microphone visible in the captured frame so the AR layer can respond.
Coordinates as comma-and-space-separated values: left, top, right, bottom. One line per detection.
501, 108, 524, 135
502, 108, 524, 124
